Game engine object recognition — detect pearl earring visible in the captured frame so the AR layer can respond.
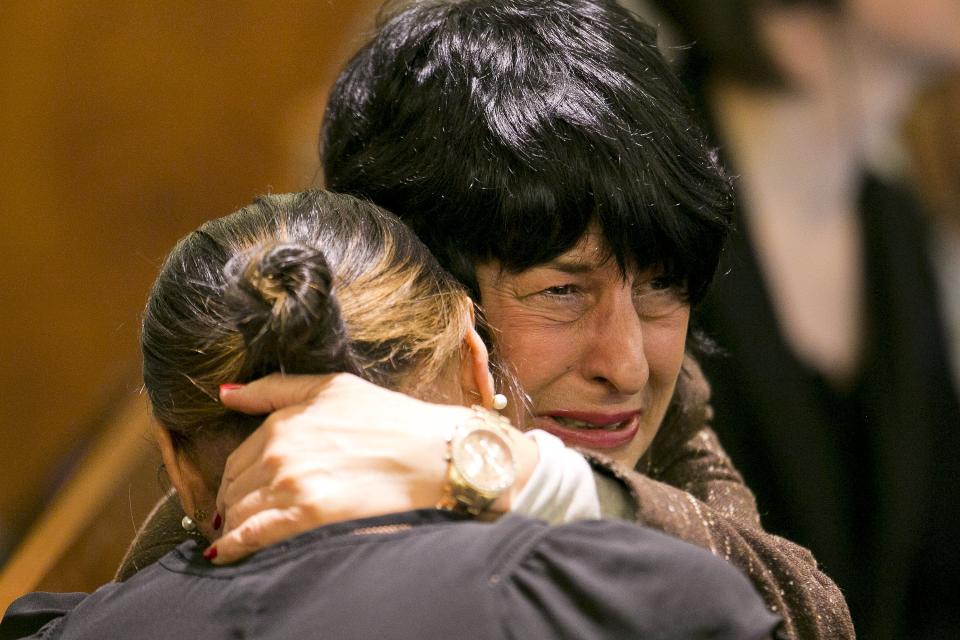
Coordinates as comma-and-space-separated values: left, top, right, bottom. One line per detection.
181, 515, 196, 532
492, 393, 508, 411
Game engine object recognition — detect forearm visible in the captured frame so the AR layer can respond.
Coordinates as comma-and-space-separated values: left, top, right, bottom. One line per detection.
509, 430, 600, 523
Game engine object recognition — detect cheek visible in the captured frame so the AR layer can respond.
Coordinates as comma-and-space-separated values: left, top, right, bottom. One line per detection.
644, 309, 690, 388
495, 318, 574, 395
485, 304, 584, 405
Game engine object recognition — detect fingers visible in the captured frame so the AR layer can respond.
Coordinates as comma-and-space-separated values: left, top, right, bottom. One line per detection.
216, 457, 278, 529
208, 507, 315, 564
216, 405, 300, 510
219, 372, 340, 415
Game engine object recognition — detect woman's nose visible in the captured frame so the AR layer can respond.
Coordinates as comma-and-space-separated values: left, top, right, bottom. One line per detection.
580, 293, 648, 396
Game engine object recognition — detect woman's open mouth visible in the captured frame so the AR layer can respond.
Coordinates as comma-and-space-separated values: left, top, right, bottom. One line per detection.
531, 410, 642, 450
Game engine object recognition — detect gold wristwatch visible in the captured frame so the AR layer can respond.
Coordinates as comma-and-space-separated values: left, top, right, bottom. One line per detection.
437, 406, 517, 516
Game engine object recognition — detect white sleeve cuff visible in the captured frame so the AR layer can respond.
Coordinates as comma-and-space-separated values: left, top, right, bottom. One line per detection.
510, 429, 601, 524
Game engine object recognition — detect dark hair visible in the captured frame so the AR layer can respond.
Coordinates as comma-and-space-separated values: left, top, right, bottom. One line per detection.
321, 0, 734, 306
142, 190, 473, 449
648, 0, 840, 87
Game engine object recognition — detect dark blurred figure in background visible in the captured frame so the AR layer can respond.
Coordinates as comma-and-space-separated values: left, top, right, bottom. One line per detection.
642, 1, 960, 637
907, 70, 960, 399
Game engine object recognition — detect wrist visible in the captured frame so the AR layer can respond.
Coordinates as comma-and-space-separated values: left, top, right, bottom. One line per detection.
434, 406, 536, 516
490, 424, 538, 514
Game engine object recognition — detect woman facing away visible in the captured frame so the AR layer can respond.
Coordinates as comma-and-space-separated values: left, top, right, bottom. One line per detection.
118, 2, 853, 638
0, 190, 779, 640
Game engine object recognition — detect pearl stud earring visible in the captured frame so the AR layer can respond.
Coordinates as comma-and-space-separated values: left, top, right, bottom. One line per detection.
492, 393, 508, 411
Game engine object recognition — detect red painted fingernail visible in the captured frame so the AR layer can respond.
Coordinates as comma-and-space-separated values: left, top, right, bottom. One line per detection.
203, 546, 218, 560
212, 512, 222, 531
219, 383, 244, 392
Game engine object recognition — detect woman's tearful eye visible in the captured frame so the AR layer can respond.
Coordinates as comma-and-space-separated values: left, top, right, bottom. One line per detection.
650, 276, 672, 291
521, 283, 588, 322
634, 278, 686, 317
540, 284, 579, 297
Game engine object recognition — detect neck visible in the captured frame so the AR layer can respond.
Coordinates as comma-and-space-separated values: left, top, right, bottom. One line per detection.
710, 79, 859, 221
175, 437, 236, 537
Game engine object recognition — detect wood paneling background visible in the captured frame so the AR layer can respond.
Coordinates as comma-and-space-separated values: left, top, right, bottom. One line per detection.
0, 0, 382, 577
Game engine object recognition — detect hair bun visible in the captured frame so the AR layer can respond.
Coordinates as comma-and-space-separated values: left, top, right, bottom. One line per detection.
223, 241, 353, 377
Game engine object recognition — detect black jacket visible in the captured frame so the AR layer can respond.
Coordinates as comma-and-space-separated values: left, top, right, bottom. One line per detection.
2, 510, 778, 640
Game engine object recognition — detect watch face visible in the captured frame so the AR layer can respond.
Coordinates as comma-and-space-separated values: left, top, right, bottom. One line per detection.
453, 429, 516, 493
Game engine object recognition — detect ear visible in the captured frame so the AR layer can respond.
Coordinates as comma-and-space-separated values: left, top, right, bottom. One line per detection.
460, 324, 496, 409
153, 424, 211, 534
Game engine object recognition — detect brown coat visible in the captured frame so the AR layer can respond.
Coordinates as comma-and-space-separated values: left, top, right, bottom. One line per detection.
118, 357, 854, 639
586, 357, 854, 639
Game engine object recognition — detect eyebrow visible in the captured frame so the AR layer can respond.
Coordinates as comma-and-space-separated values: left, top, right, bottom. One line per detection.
542, 256, 606, 274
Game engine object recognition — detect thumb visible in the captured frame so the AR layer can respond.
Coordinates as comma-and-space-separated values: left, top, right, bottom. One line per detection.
219, 373, 339, 414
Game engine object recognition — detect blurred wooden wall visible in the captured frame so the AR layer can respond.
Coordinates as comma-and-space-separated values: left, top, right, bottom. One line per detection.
0, 0, 382, 594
